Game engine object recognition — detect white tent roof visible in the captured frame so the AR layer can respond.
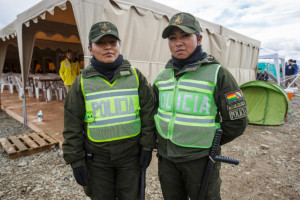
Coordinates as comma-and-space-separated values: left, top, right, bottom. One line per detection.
0, 0, 261, 125
259, 47, 285, 60
259, 47, 285, 85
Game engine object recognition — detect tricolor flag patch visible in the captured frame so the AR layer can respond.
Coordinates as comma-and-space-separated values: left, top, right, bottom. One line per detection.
226, 91, 243, 101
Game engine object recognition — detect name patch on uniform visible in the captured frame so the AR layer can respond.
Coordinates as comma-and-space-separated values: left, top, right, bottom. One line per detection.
229, 107, 247, 120
225, 90, 246, 111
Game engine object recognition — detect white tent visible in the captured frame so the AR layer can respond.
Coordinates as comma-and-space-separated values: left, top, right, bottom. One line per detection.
0, 0, 261, 125
259, 47, 285, 85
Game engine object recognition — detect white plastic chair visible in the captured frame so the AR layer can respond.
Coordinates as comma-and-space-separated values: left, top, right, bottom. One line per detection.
15, 76, 34, 99
33, 77, 43, 99
8, 75, 19, 92
54, 80, 66, 100
1, 76, 13, 93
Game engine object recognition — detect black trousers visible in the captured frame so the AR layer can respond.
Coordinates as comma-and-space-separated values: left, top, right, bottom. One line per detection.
158, 155, 222, 200
83, 148, 141, 200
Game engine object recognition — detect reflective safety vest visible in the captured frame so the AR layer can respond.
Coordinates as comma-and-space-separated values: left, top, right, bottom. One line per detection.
81, 67, 141, 142
154, 64, 221, 148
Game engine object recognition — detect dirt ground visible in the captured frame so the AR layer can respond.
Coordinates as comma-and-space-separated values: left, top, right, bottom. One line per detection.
220, 95, 300, 200
0, 87, 300, 199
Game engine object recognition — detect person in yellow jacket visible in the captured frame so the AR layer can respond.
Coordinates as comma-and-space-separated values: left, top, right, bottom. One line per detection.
59, 50, 80, 92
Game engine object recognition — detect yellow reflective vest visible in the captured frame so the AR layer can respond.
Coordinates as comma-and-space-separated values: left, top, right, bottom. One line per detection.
81, 67, 141, 142
154, 64, 221, 148
59, 59, 80, 86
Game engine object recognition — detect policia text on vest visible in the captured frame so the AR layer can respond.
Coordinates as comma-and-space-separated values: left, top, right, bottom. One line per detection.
91, 92, 137, 118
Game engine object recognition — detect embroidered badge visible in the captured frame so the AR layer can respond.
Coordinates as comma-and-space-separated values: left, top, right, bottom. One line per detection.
226, 91, 243, 101
175, 14, 184, 24
229, 107, 247, 120
101, 23, 111, 33
225, 90, 246, 111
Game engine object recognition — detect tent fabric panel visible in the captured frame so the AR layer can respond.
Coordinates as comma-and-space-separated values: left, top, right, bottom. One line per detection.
42, 1, 76, 25
0, 20, 17, 41
130, 60, 166, 83
35, 32, 81, 44
0, 42, 8, 77
259, 47, 285, 60
220, 38, 259, 85
201, 29, 223, 63
264, 91, 287, 125
34, 39, 83, 52
16, 0, 68, 27
243, 87, 268, 125
240, 81, 289, 125
241, 80, 289, 102
221, 26, 260, 47
30, 20, 80, 42
102, 3, 171, 65
71, 0, 107, 68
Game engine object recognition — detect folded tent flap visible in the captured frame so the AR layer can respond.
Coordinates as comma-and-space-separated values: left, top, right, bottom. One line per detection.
240, 81, 289, 125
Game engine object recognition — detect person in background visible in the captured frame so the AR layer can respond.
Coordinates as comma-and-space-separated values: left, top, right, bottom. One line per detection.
292, 60, 298, 86
48, 62, 56, 73
59, 50, 80, 92
35, 63, 42, 73
62, 21, 156, 199
285, 59, 298, 87
153, 12, 248, 200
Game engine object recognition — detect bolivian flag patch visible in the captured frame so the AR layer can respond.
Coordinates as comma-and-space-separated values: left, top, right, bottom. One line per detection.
225, 90, 247, 120
226, 91, 243, 101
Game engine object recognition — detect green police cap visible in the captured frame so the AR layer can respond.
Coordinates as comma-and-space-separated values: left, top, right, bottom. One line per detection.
162, 12, 201, 39
89, 21, 120, 43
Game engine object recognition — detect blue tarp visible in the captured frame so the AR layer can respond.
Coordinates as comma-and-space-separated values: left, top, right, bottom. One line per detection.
258, 62, 282, 78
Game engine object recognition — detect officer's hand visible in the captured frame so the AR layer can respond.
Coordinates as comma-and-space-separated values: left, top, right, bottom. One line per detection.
72, 166, 88, 186
140, 150, 152, 170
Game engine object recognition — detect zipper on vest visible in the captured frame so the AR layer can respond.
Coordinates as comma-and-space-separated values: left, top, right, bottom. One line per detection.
168, 77, 177, 139
168, 72, 189, 140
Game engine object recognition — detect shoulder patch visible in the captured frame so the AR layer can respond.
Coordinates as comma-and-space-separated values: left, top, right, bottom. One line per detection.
225, 90, 247, 120
225, 90, 246, 111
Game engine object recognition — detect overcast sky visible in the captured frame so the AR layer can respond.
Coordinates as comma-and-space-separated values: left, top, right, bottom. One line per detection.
0, 0, 299, 61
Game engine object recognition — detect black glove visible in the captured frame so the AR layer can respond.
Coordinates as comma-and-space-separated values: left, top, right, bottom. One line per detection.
140, 150, 152, 170
72, 166, 88, 186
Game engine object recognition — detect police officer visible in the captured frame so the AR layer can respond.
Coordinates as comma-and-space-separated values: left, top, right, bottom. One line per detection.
62, 21, 156, 200
153, 12, 248, 200
59, 50, 80, 93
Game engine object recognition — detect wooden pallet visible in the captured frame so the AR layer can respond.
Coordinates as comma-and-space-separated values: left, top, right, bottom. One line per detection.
0, 132, 58, 159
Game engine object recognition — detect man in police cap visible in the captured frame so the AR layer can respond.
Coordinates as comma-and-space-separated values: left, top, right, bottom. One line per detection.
153, 12, 248, 200
62, 21, 156, 199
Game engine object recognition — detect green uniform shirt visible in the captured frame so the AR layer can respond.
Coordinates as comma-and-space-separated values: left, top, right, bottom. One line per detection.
153, 55, 248, 163
62, 60, 156, 168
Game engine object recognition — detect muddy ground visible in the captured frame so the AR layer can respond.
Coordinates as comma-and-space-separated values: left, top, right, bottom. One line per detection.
0, 92, 299, 200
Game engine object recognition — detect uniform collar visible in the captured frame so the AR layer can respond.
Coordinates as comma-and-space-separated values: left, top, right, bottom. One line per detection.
82, 60, 132, 81
166, 54, 219, 76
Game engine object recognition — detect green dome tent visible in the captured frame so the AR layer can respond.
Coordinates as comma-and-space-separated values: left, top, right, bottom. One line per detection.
240, 81, 289, 125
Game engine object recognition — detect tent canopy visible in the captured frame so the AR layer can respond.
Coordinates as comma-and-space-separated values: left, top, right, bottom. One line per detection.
240, 81, 289, 125
0, 0, 261, 84
0, 0, 261, 125
259, 47, 285, 85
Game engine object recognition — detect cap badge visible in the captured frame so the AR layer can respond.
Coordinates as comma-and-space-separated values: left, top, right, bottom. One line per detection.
101, 23, 111, 33
175, 14, 183, 24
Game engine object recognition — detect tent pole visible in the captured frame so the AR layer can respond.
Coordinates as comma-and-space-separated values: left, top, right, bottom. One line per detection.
0, 92, 2, 112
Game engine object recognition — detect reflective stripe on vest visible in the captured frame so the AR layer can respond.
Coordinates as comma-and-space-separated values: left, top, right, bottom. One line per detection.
81, 67, 141, 142
154, 64, 221, 148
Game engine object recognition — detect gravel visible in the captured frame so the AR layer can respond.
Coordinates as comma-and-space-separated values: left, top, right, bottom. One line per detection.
1, 93, 300, 199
